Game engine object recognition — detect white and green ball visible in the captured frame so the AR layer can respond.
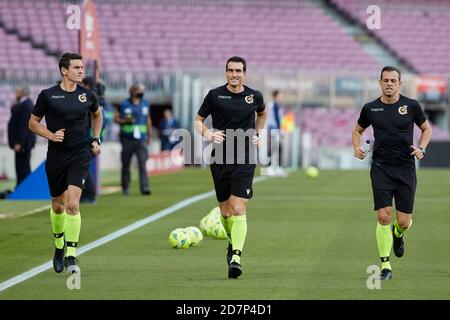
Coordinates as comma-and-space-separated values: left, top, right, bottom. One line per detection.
208, 207, 228, 239
199, 216, 209, 235
168, 228, 189, 249
213, 223, 228, 239
185, 226, 203, 246
205, 214, 220, 237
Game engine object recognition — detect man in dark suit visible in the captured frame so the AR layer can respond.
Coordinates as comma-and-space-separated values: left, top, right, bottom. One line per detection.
8, 86, 36, 187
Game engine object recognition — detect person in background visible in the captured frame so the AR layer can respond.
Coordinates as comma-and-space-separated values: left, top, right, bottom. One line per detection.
160, 108, 180, 151
265, 90, 285, 176
8, 85, 36, 188
79, 76, 109, 203
115, 82, 152, 195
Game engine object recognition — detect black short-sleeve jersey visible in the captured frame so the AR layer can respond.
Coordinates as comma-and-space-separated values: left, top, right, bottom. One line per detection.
33, 84, 99, 151
198, 85, 265, 131
357, 95, 426, 167
198, 84, 265, 164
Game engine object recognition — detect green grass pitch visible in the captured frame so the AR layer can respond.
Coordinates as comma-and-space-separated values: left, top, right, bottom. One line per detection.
0, 168, 449, 299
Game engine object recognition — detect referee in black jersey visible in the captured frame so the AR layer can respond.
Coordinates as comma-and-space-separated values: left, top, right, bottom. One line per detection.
352, 66, 432, 280
29, 53, 103, 274
195, 56, 267, 279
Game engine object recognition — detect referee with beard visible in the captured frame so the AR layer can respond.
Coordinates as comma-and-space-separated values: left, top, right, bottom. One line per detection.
352, 66, 432, 280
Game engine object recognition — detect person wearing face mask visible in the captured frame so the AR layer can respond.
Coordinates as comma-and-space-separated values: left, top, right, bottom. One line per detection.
115, 82, 152, 195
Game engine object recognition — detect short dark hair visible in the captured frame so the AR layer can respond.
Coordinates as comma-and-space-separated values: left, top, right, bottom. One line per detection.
59, 52, 82, 75
380, 66, 401, 81
272, 90, 280, 98
226, 56, 246, 72
129, 81, 145, 96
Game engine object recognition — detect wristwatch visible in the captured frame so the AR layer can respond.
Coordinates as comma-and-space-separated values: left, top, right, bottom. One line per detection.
92, 137, 101, 145
419, 147, 426, 154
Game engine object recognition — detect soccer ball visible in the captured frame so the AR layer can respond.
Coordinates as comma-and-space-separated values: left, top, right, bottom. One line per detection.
305, 166, 319, 179
205, 215, 219, 237
213, 224, 228, 239
168, 228, 189, 249
199, 207, 228, 240
199, 216, 209, 235
207, 207, 228, 239
185, 226, 203, 246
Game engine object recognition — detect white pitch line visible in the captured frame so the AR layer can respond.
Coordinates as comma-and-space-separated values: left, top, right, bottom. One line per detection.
24, 204, 52, 215
262, 195, 450, 203
0, 175, 269, 293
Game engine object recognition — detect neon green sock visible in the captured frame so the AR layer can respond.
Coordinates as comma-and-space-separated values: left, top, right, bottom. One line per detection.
376, 223, 392, 270
220, 215, 232, 241
65, 213, 81, 257
394, 220, 411, 238
50, 209, 66, 249
230, 215, 247, 264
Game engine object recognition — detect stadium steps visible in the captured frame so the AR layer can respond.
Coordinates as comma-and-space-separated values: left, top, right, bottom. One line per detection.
312, 0, 414, 72
0, 18, 60, 60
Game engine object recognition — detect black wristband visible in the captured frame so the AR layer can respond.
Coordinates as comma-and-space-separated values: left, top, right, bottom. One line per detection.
92, 137, 101, 145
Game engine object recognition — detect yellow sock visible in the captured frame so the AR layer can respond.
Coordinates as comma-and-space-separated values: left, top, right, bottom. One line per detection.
50, 209, 66, 249
376, 223, 392, 270
65, 213, 81, 257
230, 215, 247, 264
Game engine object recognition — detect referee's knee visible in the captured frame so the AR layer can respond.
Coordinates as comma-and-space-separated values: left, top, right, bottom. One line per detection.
219, 205, 233, 218
231, 203, 246, 216
51, 200, 65, 213
66, 201, 80, 215
377, 208, 392, 225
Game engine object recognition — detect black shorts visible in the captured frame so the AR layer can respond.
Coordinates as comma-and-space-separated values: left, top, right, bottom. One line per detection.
210, 164, 256, 202
45, 147, 92, 197
370, 163, 417, 213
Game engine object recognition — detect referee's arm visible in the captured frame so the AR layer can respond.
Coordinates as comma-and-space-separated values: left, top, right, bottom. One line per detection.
352, 123, 366, 160
29, 114, 64, 142
411, 120, 432, 160
90, 108, 103, 155
90, 108, 103, 140
194, 114, 224, 143
255, 109, 267, 134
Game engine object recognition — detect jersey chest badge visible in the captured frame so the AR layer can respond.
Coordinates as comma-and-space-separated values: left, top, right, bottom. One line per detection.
245, 94, 254, 104
398, 105, 408, 115
78, 93, 87, 103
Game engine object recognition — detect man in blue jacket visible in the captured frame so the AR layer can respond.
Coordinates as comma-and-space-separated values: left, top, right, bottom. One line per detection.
115, 82, 153, 195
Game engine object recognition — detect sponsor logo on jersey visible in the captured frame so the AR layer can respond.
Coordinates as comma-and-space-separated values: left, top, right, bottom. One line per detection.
371, 108, 384, 112
218, 95, 232, 99
398, 105, 408, 115
245, 94, 254, 104
51, 95, 65, 99
78, 93, 87, 103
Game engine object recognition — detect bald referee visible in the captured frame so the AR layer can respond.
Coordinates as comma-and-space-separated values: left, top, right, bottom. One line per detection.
352, 66, 432, 280
29, 53, 103, 274
194, 56, 267, 279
